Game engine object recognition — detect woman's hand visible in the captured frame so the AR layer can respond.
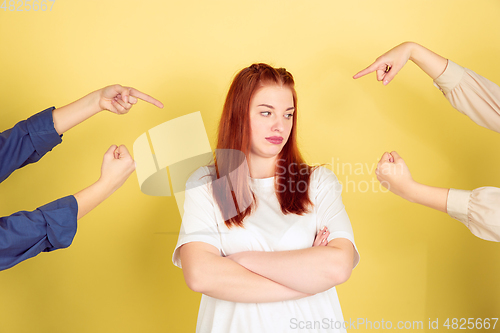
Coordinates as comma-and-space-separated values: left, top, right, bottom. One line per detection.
375, 151, 417, 200
53, 85, 164, 134
98, 145, 136, 193
97, 84, 164, 114
74, 145, 136, 219
227, 226, 331, 264
353, 42, 447, 85
375, 151, 449, 212
353, 42, 414, 85
313, 226, 330, 246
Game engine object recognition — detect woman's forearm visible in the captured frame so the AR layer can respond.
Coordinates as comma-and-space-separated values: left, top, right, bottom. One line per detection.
376, 152, 448, 214
51, 85, 163, 135
74, 145, 136, 220
229, 239, 354, 294
180, 242, 312, 303
407, 42, 448, 80
73, 179, 114, 220
403, 182, 449, 214
52, 90, 101, 135
199, 256, 312, 302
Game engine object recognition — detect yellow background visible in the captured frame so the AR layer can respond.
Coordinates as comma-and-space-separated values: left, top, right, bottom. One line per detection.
1, 0, 500, 332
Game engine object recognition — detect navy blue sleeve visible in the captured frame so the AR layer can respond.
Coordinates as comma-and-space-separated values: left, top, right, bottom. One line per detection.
0, 107, 62, 183
0, 195, 78, 271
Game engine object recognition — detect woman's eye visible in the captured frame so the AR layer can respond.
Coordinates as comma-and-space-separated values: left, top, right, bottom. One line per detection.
260, 111, 271, 116
285, 113, 293, 119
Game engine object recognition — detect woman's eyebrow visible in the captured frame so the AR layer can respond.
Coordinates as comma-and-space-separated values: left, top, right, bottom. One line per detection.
257, 104, 274, 109
257, 104, 295, 111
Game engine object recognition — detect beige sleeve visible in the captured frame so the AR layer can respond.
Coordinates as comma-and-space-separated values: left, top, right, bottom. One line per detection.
447, 187, 500, 242
433, 60, 500, 133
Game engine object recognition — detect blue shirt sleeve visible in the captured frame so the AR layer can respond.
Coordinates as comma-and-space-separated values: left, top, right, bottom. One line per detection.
0, 107, 62, 183
0, 195, 78, 271
0, 107, 77, 271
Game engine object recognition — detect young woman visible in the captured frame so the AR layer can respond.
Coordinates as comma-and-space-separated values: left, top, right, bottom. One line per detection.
354, 42, 500, 242
173, 64, 359, 332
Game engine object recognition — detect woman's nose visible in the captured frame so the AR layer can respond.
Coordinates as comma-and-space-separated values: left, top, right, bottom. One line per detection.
272, 117, 285, 132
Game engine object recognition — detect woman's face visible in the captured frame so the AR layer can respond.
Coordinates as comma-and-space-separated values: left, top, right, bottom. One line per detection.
248, 84, 295, 161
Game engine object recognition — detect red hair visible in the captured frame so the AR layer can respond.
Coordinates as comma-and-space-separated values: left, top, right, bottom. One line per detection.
211, 63, 318, 228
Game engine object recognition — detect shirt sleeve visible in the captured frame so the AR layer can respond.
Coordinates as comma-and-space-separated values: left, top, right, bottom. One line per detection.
447, 187, 500, 242
172, 167, 223, 269
313, 166, 360, 268
433, 60, 500, 133
0, 195, 78, 271
0, 107, 62, 183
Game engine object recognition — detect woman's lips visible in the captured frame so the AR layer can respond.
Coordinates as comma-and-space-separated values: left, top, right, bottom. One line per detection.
266, 137, 283, 144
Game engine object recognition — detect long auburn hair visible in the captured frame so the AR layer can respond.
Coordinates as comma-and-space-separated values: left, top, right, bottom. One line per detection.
211, 63, 318, 228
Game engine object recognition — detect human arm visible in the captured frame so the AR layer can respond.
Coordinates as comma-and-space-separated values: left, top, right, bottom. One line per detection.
175, 166, 357, 301
73, 144, 135, 219
433, 60, 500, 133
0, 144, 135, 271
179, 241, 313, 303
52, 85, 164, 135
0, 107, 62, 183
354, 42, 500, 132
353, 41, 447, 85
179, 225, 332, 301
375, 151, 500, 242
0, 85, 162, 183
447, 188, 500, 242
375, 151, 448, 213
174, 169, 312, 302
0, 195, 78, 271
223, 168, 357, 295
226, 237, 354, 295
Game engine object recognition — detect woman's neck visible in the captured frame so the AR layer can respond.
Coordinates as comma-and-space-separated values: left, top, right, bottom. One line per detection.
248, 155, 277, 179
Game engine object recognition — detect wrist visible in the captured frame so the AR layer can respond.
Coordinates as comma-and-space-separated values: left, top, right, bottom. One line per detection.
73, 178, 115, 219
95, 177, 117, 199
89, 90, 104, 114
405, 42, 419, 62
402, 180, 422, 203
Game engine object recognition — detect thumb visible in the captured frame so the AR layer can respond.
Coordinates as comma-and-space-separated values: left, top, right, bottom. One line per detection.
105, 84, 127, 101
121, 89, 130, 104
379, 151, 392, 164
104, 145, 118, 157
115, 145, 131, 159
382, 65, 402, 86
390, 151, 403, 163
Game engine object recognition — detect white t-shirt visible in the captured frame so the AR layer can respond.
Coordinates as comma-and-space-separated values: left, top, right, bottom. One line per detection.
173, 165, 360, 333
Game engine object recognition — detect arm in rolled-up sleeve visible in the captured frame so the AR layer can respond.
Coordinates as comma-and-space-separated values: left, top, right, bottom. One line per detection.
447, 187, 500, 242
433, 60, 500, 133
0, 195, 78, 271
0, 107, 62, 183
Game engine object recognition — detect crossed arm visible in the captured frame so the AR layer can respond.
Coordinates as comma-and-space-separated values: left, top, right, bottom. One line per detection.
179, 231, 355, 303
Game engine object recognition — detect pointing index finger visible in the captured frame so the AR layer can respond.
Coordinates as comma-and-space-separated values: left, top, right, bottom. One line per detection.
353, 62, 379, 79
353, 61, 389, 79
128, 87, 164, 108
